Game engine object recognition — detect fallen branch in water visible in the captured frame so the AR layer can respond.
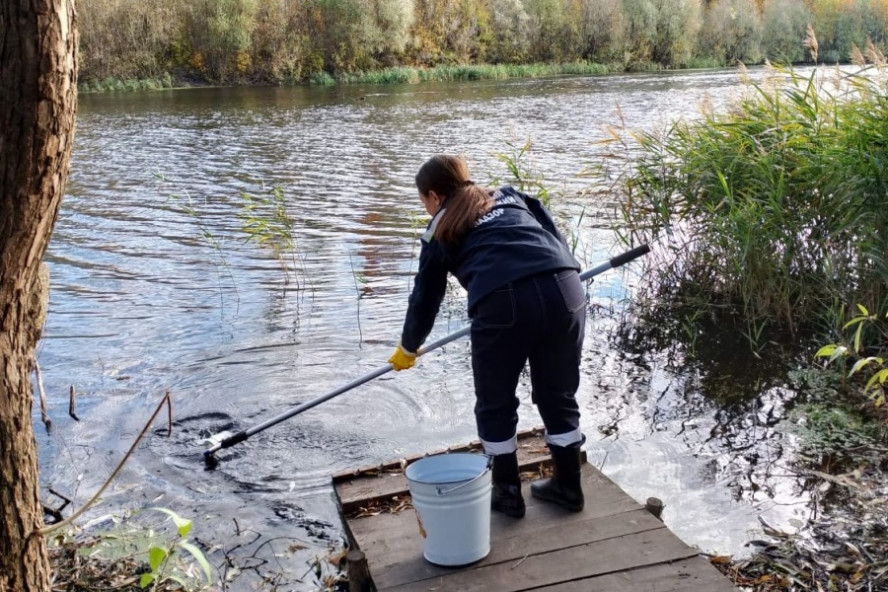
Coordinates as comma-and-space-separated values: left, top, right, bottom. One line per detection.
32, 355, 52, 432
36, 391, 173, 536
68, 385, 79, 421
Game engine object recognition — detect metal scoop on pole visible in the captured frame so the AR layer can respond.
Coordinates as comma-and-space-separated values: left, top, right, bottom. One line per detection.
202, 244, 649, 465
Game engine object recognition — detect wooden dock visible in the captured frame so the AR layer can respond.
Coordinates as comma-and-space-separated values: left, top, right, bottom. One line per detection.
332, 428, 738, 592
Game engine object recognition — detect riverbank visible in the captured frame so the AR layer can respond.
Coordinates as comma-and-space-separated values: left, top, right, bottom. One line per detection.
76, 60, 674, 94
717, 384, 888, 591
78, 0, 874, 91
47, 439, 886, 592
41, 352, 887, 591
45, 386, 886, 591
611, 59, 888, 589
717, 455, 887, 589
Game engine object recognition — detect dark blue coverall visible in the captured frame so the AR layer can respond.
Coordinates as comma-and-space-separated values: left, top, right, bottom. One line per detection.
400, 187, 586, 454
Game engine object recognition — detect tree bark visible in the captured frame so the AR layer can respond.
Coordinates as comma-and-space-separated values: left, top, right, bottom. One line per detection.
0, 0, 78, 590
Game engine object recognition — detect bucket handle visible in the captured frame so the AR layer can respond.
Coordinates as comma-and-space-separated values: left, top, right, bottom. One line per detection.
434, 456, 493, 496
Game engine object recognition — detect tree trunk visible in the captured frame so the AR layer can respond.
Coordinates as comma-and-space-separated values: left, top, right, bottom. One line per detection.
0, 0, 78, 590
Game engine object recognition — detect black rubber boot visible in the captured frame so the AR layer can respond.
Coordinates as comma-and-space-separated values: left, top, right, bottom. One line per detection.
490, 452, 525, 518
530, 444, 584, 512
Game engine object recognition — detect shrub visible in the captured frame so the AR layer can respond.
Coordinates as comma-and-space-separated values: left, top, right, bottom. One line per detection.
622, 0, 701, 66
184, 0, 258, 82
761, 0, 813, 64
816, 304, 888, 409
618, 65, 888, 347
697, 0, 763, 66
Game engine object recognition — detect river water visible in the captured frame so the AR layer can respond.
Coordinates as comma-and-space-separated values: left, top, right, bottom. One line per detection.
36, 66, 817, 589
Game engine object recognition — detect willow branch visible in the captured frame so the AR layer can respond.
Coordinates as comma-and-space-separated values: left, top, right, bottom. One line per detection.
36, 391, 173, 536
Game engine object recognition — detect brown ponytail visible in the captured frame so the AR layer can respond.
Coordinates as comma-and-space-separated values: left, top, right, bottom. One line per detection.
415, 155, 493, 245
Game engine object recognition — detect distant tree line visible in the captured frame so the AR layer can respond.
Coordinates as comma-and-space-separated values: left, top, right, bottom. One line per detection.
79, 0, 888, 85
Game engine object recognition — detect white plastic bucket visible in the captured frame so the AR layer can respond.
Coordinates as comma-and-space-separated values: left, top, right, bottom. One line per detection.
405, 452, 492, 566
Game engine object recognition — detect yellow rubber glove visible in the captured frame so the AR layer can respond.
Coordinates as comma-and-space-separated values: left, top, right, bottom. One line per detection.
388, 343, 417, 371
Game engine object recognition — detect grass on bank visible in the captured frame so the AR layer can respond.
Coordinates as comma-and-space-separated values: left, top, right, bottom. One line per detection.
78, 61, 625, 92
328, 61, 620, 85
605, 54, 888, 591
615, 57, 888, 352
80, 73, 177, 93
47, 508, 212, 591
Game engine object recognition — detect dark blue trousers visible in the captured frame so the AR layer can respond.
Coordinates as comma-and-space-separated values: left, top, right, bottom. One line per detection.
469, 269, 586, 453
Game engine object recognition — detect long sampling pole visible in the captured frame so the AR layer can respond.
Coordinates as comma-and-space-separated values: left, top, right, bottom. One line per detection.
202, 244, 650, 464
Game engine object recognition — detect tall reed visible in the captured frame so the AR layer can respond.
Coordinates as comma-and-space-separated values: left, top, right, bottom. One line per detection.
617, 63, 888, 347
335, 62, 615, 85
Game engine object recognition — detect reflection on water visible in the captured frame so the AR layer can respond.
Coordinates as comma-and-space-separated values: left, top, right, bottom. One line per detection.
36, 66, 819, 588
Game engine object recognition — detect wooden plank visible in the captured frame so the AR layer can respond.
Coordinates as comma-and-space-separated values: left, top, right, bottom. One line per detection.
333, 428, 738, 592
342, 460, 620, 521
535, 557, 739, 592
347, 464, 643, 574
372, 508, 664, 589
335, 431, 561, 514
332, 428, 547, 483
334, 471, 412, 513
380, 528, 702, 592
335, 453, 550, 515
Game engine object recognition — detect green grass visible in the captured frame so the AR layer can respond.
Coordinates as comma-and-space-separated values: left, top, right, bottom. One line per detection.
786, 400, 883, 461
80, 61, 622, 91
334, 61, 618, 85
79, 73, 175, 93
615, 64, 888, 349
308, 71, 336, 86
